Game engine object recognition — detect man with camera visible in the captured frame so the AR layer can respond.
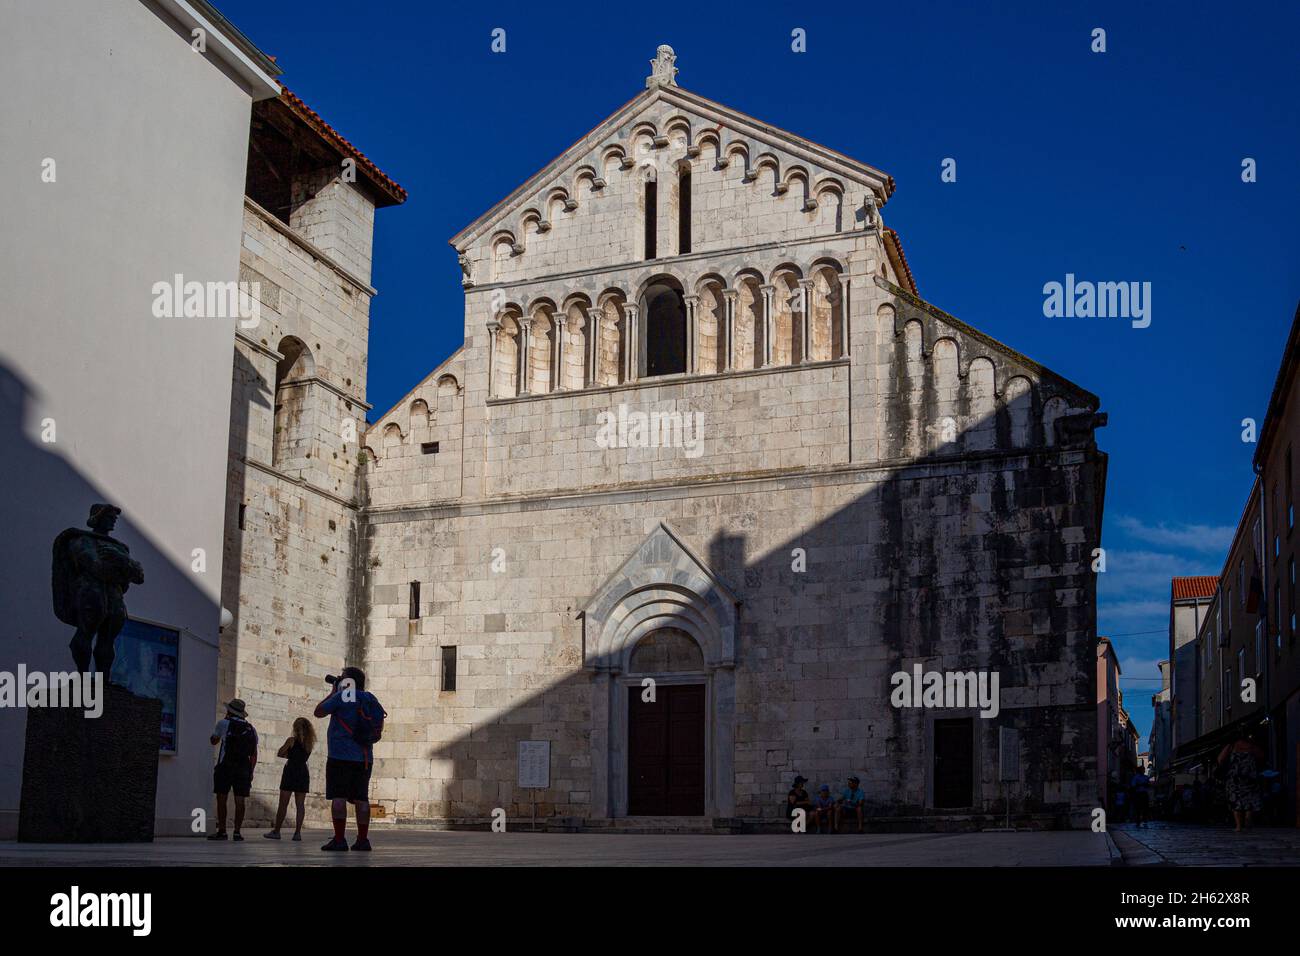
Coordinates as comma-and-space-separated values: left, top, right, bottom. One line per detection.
314, 666, 386, 852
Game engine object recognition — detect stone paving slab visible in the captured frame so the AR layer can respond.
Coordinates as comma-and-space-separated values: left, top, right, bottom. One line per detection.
1111, 823, 1300, 867
0, 827, 1114, 867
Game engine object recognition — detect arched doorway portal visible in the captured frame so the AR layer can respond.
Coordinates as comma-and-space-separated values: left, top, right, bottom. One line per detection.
579, 523, 738, 819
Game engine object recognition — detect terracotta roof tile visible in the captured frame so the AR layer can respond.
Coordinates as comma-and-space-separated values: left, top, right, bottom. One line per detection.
1171, 575, 1218, 601
278, 86, 406, 205
883, 227, 917, 295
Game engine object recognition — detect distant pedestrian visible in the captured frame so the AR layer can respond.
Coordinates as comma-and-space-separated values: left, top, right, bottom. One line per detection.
1218, 732, 1265, 831
208, 698, 257, 842
265, 717, 315, 842
1129, 770, 1151, 827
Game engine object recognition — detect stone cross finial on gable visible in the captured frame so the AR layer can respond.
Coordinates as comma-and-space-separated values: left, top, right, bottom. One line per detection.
646, 44, 678, 88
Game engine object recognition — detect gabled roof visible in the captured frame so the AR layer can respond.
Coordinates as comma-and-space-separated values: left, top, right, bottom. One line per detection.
449, 83, 896, 250
1172, 576, 1218, 601
883, 228, 918, 296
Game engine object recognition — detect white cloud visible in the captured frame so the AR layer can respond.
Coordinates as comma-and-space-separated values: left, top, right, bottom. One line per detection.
1115, 515, 1234, 553
1099, 549, 1216, 598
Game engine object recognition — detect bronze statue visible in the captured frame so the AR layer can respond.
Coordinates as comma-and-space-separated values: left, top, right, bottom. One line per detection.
52, 504, 144, 674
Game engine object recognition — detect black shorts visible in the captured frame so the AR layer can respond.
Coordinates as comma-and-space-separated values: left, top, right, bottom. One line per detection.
325, 757, 372, 801
214, 762, 252, 797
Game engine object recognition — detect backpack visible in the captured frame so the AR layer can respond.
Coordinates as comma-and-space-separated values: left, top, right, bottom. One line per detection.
343, 695, 386, 748
222, 718, 257, 766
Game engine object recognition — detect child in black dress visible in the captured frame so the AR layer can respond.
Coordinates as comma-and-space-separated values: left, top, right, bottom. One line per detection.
264, 717, 315, 841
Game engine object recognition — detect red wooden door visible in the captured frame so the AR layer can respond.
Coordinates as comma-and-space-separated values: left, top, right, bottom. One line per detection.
628, 683, 705, 815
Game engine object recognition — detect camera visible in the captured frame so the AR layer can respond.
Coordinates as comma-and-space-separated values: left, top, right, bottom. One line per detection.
325, 674, 341, 686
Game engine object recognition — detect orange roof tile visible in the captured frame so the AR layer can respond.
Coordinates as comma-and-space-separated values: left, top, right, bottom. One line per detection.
1171, 575, 1218, 600
278, 86, 406, 205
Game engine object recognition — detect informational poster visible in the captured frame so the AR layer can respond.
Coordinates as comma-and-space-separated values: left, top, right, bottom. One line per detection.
110, 618, 180, 753
517, 740, 550, 789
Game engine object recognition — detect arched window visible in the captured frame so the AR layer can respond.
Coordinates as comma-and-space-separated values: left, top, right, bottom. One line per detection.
640, 277, 686, 377
677, 167, 691, 255
644, 176, 658, 260
272, 335, 314, 468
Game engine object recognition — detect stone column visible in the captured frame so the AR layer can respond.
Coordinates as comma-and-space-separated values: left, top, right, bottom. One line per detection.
683, 294, 699, 375
838, 278, 851, 358
486, 320, 500, 398
798, 278, 814, 362
587, 305, 601, 386
590, 669, 611, 818
760, 284, 776, 367
518, 317, 532, 395
722, 290, 738, 372
554, 313, 567, 391
623, 303, 640, 382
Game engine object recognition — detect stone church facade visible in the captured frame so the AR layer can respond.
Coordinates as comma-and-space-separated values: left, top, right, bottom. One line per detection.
222, 47, 1107, 830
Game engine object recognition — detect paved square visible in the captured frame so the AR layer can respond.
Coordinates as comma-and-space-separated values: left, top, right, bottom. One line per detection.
0, 828, 1115, 867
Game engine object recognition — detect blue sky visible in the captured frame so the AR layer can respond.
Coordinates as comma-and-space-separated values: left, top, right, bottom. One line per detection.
217, 0, 1300, 741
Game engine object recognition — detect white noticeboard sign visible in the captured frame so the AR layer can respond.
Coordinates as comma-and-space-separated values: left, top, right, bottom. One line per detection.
518, 740, 550, 789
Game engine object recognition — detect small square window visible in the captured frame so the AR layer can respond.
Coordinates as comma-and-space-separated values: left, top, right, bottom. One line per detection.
421, 441, 440, 455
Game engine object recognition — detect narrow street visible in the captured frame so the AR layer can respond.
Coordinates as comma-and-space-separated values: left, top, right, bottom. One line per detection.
1110, 822, 1300, 866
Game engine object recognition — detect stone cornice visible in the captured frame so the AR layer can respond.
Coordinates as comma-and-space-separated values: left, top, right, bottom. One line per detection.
485, 357, 847, 408
277, 375, 372, 411
242, 456, 358, 509
467, 228, 877, 297
365, 444, 1099, 525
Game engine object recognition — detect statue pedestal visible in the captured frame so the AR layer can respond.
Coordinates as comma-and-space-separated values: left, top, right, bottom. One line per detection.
18, 684, 162, 842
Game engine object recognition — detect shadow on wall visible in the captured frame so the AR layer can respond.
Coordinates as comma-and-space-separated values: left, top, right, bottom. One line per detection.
217, 347, 271, 710
393, 363, 1105, 830
0, 361, 223, 837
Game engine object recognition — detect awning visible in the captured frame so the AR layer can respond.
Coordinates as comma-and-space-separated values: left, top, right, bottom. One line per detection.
1170, 710, 1268, 771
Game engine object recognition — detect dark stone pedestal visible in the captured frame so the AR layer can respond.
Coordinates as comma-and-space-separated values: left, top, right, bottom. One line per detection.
18, 684, 161, 842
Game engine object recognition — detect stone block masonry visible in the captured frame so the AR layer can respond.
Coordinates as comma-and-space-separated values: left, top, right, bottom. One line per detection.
223, 48, 1106, 831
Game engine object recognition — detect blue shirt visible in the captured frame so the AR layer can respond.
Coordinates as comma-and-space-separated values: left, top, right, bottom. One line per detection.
841, 787, 865, 806
318, 689, 382, 762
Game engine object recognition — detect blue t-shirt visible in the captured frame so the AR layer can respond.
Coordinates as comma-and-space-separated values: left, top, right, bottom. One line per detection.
318, 689, 383, 762
841, 787, 865, 806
